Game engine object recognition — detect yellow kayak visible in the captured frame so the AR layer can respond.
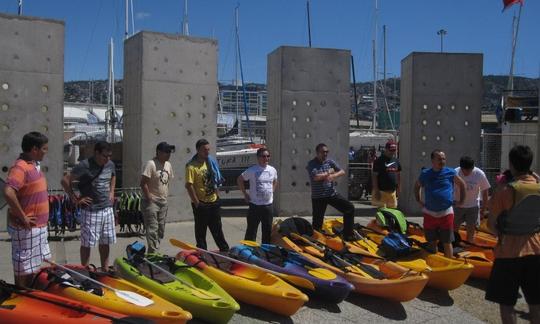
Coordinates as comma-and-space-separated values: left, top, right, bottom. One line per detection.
32, 264, 192, 324
326, 219, 473, 290
272, 220, 428, 302
406, 222, 493, 280
175, 246, 308, 316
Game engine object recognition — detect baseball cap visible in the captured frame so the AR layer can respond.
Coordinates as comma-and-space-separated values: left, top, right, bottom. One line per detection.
156, 142, 175, 153
385, 140, 397, 151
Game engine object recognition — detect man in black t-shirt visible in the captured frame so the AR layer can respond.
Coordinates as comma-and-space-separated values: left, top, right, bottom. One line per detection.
371, 140, 401, 208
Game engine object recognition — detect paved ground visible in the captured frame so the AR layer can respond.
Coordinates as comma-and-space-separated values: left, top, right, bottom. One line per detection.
0, 215, 532, 324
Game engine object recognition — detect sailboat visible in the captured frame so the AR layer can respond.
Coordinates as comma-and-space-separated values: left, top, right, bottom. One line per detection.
215, 5, 264, 185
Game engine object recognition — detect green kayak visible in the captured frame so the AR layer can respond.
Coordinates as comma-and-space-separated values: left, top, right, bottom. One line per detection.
114, 253, 240, 324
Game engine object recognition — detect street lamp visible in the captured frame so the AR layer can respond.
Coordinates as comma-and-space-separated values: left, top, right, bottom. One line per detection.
437, 29, 447, 53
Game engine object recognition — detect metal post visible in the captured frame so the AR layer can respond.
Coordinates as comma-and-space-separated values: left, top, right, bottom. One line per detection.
437, 29, 447, 53
508, 3, 522, 93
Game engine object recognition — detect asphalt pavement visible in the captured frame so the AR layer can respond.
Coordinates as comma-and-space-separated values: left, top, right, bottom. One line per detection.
0, 215, 532, 324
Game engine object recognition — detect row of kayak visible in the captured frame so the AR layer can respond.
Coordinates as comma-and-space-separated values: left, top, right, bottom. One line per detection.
0, 216, 499, 324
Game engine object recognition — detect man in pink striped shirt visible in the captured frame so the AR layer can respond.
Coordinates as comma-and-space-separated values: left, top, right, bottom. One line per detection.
3, 132, 51, 287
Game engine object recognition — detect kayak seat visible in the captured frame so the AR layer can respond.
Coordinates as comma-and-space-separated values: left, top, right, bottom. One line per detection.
44, 268, 104, 296
259, 246, 286, 267
136, 260, 177, 284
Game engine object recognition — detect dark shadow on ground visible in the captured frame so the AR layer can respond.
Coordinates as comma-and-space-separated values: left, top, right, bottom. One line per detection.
116, 232, 145, 238
303, 297, 342, 313
236, 302, 294, 323
47, 235, 80, 242
417, 287, 454, 306
464, 277, 488, 290
346, 293, 407, 320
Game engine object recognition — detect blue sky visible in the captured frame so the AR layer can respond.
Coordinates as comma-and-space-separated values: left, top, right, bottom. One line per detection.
2, 0, 539, 83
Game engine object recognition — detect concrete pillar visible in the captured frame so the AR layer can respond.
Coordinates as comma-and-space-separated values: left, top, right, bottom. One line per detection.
267, 46, 350, 216
400, 52, 483, 215
0, 13, 64, 229
123, 32, 217, 221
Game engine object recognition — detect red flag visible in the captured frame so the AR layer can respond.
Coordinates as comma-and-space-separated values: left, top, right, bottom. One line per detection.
503, 0, 523, 11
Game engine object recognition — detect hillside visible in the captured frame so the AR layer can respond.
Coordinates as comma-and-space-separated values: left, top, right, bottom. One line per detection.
65, 76, 538, 112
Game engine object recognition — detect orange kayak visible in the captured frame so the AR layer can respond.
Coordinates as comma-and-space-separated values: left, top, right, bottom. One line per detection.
0, 280, 131, 323
271, 221, 428, 302
32, 265, 192, 324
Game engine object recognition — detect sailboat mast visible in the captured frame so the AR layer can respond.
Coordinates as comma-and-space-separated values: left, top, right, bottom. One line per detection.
107, 38, 116, 143
383, 24, 386, 96
234, 6, 239, 121
507, 3, 522, 93
125, 0, 129, 39
182, 0, 189, 36
372, 0, 378, 130
307, 0, 312, 48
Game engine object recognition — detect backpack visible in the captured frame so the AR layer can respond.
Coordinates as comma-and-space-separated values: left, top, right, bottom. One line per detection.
379, 232, 413, 258
375, 208, 408, 234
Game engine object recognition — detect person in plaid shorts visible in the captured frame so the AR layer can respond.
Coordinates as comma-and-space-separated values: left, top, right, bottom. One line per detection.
61, 141, 116, 270
3, 132, 51, 287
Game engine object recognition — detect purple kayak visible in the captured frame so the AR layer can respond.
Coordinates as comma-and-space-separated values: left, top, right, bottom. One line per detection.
229, 243, 354, 303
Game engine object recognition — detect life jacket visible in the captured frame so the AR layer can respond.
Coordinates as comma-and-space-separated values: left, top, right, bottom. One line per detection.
380, 232, 413, 258
497, 181, 540, 235
375, 207, 408, 234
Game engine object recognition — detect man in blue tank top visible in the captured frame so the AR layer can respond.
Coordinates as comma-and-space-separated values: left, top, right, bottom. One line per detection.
414, 149, 465, 258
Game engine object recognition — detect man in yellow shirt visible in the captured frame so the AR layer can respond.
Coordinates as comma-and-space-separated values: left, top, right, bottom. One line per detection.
185, 139, 229, 251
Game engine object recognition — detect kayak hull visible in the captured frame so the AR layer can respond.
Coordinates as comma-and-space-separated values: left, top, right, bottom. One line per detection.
114, 254, 239, 324
229, 244, 354, 303
31, 265, 192, 324
178, 250, 308, 316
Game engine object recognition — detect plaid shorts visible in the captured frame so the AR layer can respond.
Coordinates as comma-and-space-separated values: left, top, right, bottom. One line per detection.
80, 207, 117, 247
8, 226, 51, 276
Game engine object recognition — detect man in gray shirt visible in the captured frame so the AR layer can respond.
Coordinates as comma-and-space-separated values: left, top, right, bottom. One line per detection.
61, 141, 116, 270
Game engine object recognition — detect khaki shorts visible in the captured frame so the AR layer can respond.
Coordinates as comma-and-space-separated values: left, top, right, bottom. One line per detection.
371, 190, 398, 208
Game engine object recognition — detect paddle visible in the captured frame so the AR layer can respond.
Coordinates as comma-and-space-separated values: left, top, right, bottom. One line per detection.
138, 256, 221, 300
169, 238, 316, 291
238, 239, 337, 281
329, 223, 383, 258
44, 260, 154, 307
290, 233, 388, 280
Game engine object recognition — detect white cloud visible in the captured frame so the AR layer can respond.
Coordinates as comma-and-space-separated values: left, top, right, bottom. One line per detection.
136, 12, 151, 20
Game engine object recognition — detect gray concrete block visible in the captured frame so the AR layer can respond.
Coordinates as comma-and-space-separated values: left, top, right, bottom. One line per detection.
0, 13, 64, 74
267, 46, 350, 216
0, 13, 64, 231
400, 52, 483, 215
123, 31, 217, 221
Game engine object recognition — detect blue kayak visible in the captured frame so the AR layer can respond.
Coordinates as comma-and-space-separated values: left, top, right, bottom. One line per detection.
229, 243, 354, 303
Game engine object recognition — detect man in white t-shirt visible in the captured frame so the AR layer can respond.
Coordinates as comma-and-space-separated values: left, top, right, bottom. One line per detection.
140, 142, 175, 253
237, 147, 278, 244
453, 156, 491, 242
